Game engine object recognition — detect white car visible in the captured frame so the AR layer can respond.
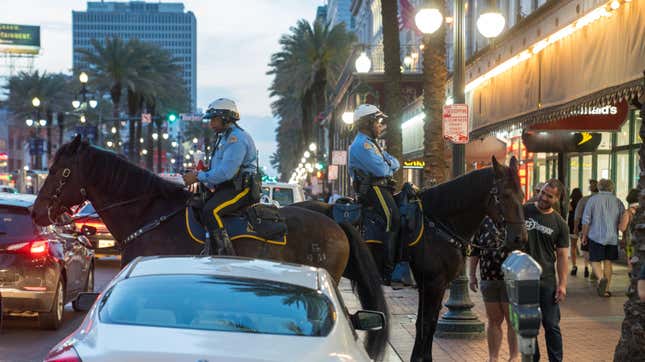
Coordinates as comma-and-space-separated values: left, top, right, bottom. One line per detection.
261, 182, 305, 206
45, 256, 384, 362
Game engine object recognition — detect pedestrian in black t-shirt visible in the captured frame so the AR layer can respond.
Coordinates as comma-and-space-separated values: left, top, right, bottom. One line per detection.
524, 179, 569, 362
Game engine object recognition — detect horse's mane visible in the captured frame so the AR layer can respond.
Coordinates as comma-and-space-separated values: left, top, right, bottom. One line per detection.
56, 140, 191, 201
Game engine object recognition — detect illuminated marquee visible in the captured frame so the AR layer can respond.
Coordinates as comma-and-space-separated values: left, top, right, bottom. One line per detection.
403, 160, 425, 169
0, 23, 40, 54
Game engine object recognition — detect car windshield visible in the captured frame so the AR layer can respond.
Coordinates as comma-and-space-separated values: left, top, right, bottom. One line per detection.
99, 275, 335, 336
0, 206, 37, 240
272, 188, 294, 206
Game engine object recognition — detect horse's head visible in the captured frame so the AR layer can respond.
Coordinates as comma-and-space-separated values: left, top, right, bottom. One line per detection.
488, 156, 528, 251
32, 135, 89, 226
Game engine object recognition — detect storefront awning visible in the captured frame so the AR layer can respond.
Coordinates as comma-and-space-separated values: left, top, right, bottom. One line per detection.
467, 1, 645, 137
528, 100, 629, 131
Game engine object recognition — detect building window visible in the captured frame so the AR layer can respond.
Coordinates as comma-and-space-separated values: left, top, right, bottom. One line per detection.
617, 119, 630, 146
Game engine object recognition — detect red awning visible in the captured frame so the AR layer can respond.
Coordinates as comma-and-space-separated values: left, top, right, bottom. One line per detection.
528, 100, 629, 131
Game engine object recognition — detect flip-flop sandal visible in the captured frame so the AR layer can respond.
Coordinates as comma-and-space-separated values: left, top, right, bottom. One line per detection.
597, 278, 608, 296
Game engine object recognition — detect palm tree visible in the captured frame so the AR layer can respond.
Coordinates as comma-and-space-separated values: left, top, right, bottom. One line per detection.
268, 20, 355, 176
78, 37, 138, 151
422, 6, 450, 187
381, 0, 404, 188
5, 71, 71, 167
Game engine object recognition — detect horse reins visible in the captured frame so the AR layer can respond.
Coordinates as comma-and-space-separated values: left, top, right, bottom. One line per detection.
46, 163, 184, 250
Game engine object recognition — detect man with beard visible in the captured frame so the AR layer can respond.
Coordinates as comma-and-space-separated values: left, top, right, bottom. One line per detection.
523, 178, 569, 362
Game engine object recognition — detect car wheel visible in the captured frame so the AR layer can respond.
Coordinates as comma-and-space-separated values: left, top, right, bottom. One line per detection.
39, 279, 64, 330
72, 265, 94, 312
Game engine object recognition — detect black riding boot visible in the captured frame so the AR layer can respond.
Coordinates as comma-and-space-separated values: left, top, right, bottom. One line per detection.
382, 232, 397, 286
212, 228, 236, 256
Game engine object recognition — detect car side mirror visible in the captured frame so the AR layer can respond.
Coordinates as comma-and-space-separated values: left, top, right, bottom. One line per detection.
80, 224, 97, 237
272, 200, 281, 208
76, 235, 96, 249
74, 292, 100, 312
351, 310, 386, 331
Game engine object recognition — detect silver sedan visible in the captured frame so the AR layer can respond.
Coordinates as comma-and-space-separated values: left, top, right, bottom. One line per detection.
44, 256, 385, 362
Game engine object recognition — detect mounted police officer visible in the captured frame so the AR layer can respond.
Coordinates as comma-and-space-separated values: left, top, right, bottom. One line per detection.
183, 98, 260, 255
348, 104, 401, 285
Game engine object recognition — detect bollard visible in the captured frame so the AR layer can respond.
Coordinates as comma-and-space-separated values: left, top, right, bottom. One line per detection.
502, 250, 543, 362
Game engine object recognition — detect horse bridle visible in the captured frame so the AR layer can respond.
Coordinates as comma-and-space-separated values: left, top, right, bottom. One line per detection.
488, 177, 525, 229
47, 166, 87, 226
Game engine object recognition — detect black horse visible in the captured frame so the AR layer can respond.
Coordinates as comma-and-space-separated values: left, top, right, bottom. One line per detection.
294, 156, 527, 362
31, 136, 389, 360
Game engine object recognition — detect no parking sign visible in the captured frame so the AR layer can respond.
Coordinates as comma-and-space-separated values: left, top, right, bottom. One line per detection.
442, 104, 469, 144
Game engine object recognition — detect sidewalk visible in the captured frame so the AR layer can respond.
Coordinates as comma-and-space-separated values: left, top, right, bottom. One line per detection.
340, 263, 630, 361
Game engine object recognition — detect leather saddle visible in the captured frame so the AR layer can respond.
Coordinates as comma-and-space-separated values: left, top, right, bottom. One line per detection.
185, 199, 288, 245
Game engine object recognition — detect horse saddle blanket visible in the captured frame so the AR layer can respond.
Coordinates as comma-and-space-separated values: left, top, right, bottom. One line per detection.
185, 204, 288, 245
332, 202, 361, 225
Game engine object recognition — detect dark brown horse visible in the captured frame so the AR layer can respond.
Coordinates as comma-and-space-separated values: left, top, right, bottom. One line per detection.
31, 136, 389, 360
294, 157, 527, 362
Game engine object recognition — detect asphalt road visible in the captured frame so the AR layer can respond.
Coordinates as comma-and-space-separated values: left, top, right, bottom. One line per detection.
0, 257, 121, 362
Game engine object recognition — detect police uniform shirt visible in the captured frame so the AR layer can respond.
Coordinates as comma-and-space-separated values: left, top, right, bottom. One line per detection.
197, 125, 258, 188
348, 131, 400, 180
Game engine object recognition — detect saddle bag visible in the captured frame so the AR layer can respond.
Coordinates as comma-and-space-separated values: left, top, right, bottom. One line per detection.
332, 202, 361, 225
246, 204, 287, 239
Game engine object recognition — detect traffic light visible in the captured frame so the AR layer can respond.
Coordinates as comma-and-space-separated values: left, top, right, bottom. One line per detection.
167, 113, 178, 123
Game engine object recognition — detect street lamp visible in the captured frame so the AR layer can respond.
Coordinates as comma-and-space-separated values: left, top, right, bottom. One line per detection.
79, 72, 89, 84
416, 0, 506, 339
342, 111, 354, 124
355, 52, 371, 73
31, 97, 41, 108
309, 143, 317, 152
304, 151, 311, 158
26, 119, 34, 127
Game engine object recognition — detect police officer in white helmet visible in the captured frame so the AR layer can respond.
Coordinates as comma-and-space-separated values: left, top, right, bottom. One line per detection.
348, 104, 401, 285
183, 98, 260, 255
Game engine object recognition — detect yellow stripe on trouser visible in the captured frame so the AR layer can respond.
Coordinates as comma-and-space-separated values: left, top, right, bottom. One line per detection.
372, 186, 391, 232
212, 187, 250, 228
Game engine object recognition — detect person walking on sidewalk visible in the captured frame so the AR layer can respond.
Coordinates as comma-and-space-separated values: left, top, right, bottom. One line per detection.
469, 216, 519, 362
580, 179, 626, 297
574, 179, 598, 278
524, 179, 569, 362
567, 188, 583, 276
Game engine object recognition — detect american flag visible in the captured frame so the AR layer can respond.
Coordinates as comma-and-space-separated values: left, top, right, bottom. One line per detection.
398, 0, 421, 34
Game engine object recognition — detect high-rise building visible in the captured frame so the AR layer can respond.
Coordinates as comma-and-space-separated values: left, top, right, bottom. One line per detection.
72, 1, 197, 110
326, 0, 352, 30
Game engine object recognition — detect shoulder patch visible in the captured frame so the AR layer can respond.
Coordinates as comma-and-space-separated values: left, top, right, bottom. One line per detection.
363, 142, 372, 150
228, 135, 238, 143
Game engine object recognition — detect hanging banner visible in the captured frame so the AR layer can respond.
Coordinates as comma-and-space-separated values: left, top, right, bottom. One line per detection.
331, 150, 347, 166
443, 104, 469, 144
327, 164, 339, 181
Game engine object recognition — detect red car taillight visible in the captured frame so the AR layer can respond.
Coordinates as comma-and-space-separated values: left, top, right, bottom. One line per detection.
75, 218, 108, 233
6, 239, 50, 257
44, 344, 82, 362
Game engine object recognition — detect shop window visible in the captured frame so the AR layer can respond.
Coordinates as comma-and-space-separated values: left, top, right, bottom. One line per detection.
616, 151, 629, 201
598, 132, 612, 150
617, 119, 630, 146
632, 149, 640, 188
597, 154, 611, 180
569, 156, 580, 191
634, 110, 642, 144
582, 155, 593, 186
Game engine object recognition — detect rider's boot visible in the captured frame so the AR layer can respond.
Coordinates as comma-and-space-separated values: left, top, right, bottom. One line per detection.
213, 228, 236, 256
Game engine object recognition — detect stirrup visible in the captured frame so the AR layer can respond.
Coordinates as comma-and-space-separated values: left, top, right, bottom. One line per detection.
214, 229, 236, 256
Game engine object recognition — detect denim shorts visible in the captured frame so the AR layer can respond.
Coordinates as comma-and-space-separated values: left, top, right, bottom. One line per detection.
480, 280, 509, 303
589, 239, 618, 262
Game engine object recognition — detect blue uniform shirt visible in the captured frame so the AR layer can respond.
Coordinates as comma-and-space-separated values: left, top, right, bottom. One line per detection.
348, 131, 400, 180
197, 125, 258, 187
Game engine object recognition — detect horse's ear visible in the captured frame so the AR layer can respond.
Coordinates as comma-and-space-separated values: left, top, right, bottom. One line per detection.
69, 134, 82, 153
509, 156, 519, 173
491, 156, 504, 177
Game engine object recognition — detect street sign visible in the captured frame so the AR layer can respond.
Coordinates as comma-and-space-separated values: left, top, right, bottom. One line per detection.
180, 113, 203, 122
141, 113, 152, 124
28, 138, 44, 155
327, 164, 339, 181
331, 150, 347, 165
442, 104, 469, 144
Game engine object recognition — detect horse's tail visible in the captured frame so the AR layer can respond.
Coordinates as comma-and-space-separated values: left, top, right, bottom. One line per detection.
339, 221, 389, 361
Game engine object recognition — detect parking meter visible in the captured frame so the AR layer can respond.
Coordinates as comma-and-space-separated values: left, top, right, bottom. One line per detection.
502, 251, 542, 361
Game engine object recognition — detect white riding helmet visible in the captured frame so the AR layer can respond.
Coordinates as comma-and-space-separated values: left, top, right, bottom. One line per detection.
203, 98, 240, 122
353, 104, 388, 124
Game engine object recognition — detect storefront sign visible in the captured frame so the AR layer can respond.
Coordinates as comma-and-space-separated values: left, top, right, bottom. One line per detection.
443, 104, 469, 144
331, 150, 347, 166
530, 100, 629, 131
327, 164, 339, 180
403, 160, 425, 169
522, 131, 602, 152
0, 24, 40, 52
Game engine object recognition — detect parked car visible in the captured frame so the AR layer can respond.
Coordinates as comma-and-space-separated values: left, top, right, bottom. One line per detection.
261, 182, 305, 206
0, 185, 18, 194
45, 256, 384, 362
0, 193, 94, 330
73, 202, 118, 256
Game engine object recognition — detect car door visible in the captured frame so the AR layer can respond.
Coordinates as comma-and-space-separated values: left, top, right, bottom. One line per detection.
52, 225, 84, 296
